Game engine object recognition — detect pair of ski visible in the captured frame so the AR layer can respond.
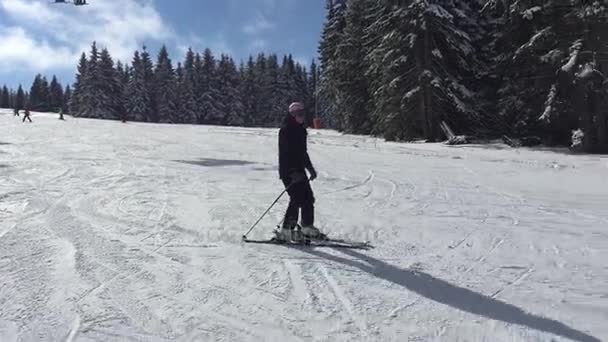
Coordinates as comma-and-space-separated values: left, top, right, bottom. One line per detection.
242, 227, 372, 249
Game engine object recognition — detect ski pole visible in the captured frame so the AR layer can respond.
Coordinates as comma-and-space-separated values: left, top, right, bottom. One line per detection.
242, 183, 293, 240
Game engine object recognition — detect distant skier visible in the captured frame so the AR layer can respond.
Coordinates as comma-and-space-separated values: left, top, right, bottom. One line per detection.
277, 102, 323, 241
13, 108, 19, 116
22, 108, 32, 123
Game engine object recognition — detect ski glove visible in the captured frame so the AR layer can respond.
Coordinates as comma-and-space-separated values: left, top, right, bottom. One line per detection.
308, 168, 317, 181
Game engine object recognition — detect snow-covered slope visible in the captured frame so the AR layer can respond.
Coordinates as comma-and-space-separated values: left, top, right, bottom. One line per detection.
1, 110, 606, 342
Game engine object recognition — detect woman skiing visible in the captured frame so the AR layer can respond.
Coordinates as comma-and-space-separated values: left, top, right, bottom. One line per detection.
276, 102, 324, 241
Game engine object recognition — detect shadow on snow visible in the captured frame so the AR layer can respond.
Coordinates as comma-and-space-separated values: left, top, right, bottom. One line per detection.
173, 158, 255, 167
293, 247, 600, 342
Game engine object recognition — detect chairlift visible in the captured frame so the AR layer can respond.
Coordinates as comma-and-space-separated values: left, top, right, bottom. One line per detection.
52, 0, 88, 6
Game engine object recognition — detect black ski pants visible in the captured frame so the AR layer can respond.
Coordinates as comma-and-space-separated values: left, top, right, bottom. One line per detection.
282, 176, 315, 228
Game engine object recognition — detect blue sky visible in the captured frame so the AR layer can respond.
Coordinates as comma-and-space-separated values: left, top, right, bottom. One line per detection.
0, 0, 325, 89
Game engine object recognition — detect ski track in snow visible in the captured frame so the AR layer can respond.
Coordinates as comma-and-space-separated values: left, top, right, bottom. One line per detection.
1, 111, 607, 341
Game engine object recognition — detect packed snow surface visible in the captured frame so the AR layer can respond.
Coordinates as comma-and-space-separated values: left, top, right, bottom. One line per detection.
1, 110, 607, 342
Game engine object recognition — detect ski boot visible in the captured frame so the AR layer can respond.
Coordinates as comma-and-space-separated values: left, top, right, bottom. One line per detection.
274, 226, 305, 243
300, 225, 327, 241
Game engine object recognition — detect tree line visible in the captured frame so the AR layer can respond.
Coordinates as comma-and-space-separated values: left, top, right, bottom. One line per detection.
1, 76, 70, 114
317, 0, 608, 153
68, 42, 319, 127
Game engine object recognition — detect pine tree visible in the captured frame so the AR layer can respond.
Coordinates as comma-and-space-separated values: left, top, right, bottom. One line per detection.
318, 0, 347, 130
96, 47, 123, 120
182, 48, 199, 123
175, 62, 198, 124
9, 89, 15, 109
28, 74, 42, 111
363, 0, 392, 136
333, 0, 373, 134
1, 85, 9, 108
140, 46, 156, 122
14, 85, 25, 111
254, 53, 274, 127
266, 54, 283, 126
62, 85, 71, 114
79, 42, 100, 118
115, 61, 128, 122
154, 45, 178, 123
199, 48, 223, 125
126, 50, 153, 122
240, 56, 261, 127
217, 55, 245, 126
69, 52, 87, 116
307, 60, 320, 124
49, 75, 64, 113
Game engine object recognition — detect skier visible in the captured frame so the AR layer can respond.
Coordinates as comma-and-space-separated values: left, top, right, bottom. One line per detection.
276, 102, 323, 241
13, 108, 19, 117
22, 108, 32, 123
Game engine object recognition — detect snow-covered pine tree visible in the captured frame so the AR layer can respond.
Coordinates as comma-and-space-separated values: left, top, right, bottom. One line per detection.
125, 50, 153, 122
262, 54, 283, 126
493, 0, 569, 141
363, 0, 392, 136
69, 53, 87, 116
154, 45, 178, 123
1, 85, 10, 108
39, 76, 50, 111
62, 85, 71, 114
240, 56, 261, 127
333, 0, 374, 135
9, 89, 15, 109
184, 48, 196, 86
115, 61, 128, 122
272, 55, 289, 123
254, 53, 274, 127
28, 75, 43, 111
49, 75, 64, 113
217, 55, 245, 126
295, 63, 310, 125
490, 0, 608, 152
318, 0, 347, 130
94, 48, 123, 120
199, 48, 223, 125
14, 85, 25, 111
140, 46, 156, 122
78, 42, 100, 118
193, 52, 204, 122
175, 62, 198, 124
307, 60, 319, 124
370, 1, 483, 141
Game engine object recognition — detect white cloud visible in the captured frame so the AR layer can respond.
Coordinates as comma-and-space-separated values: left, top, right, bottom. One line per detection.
293, 56, 312, 67
0, 26, 74, 70
0, 0, 176, 71
242, 11, 275, 35
248, 38, 268, 51
177, 32, 233, 58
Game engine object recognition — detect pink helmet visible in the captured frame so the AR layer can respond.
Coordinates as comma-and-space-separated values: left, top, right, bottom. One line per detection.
289, 102, 304, 113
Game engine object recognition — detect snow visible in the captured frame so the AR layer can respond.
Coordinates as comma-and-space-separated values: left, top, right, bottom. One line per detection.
428, 4, 454, 20
404, 86, 420, 99
522, 6, 542, 20
514, 27, 552, 60
1, 110, 607, 342
541, 49, 564, 64
432, 48, 443, 59
562, 40, 583, 73
540, 84, 557, 122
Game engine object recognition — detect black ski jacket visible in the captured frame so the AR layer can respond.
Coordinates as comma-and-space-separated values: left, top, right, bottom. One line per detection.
278, 114, 314, 180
